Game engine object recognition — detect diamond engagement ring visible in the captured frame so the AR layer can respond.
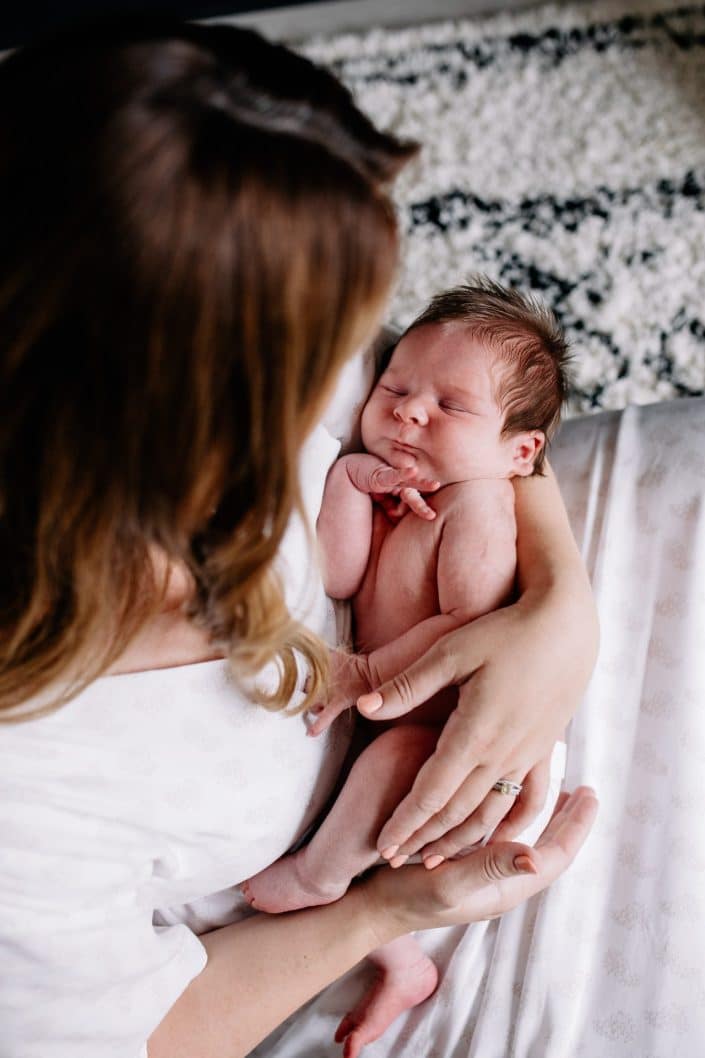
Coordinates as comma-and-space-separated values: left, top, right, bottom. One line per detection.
492, 779, 523, 796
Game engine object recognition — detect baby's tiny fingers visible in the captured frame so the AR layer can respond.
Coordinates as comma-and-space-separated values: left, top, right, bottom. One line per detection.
387, 501, 409, 521
305, 705, 338, 737
414, 478, 441, 493
399, 487, 436, 520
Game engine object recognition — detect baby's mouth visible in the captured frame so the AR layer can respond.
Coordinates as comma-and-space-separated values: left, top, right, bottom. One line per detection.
388, 439, 423, 472
390, 439, 419, 454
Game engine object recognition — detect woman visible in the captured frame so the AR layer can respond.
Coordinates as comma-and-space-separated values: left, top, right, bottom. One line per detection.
0, 18, 597, 1058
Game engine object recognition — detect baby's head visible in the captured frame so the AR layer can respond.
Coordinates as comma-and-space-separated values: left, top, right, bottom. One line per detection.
361, 276, 570, 485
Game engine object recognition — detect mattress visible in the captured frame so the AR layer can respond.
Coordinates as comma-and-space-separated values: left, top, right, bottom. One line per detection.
251, 395, 705, 1058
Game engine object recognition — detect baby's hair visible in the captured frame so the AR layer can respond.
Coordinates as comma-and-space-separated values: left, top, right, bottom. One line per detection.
402, 275, 571, 474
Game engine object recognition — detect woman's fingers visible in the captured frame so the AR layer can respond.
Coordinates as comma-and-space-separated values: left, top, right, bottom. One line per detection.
487, 755, 552, 845
357, 629, 472, 721
368, 788, 598, 934
374, 711, 490, 855
440, 787, 598, 915
402, 753, 554, 862
387, 767, 521, 864
401, 754, 554, 863
534, 787, 588, 847
416, 787, 526, 867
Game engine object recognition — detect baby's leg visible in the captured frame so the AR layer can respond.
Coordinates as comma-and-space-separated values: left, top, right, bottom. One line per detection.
242, 724, 438, 913
335, 934, 438, 1058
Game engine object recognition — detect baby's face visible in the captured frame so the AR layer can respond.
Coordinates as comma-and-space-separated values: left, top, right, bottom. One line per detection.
361, 322, 519, 485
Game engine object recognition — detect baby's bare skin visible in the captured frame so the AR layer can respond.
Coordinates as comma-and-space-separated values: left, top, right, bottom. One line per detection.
242, 472, 517, 1058
244, 323, 545, 1057
353, 479, 516, 728
241, 323, 537, 1058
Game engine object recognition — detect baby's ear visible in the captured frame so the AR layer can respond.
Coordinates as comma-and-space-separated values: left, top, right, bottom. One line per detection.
510, 431, 545, 477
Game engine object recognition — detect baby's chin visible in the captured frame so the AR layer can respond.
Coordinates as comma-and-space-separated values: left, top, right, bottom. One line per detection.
365, 437, 453, 484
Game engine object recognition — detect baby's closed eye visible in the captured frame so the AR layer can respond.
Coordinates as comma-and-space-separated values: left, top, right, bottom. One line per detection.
439, 400, 471, 414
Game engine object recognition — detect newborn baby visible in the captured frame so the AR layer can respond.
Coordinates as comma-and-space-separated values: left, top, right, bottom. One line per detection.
244, 277, 570, 1057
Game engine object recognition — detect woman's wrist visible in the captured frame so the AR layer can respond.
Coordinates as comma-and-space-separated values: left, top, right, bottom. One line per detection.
509, 581, 599, 731
150, 882, 398, 1058
351, 872, 406, 948
529, 569, 598, 657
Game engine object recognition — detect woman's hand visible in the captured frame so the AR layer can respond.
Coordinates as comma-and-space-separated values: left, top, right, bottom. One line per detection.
363, 787, 598, 939
418, 753, 555, 866
356, 584, 598, 862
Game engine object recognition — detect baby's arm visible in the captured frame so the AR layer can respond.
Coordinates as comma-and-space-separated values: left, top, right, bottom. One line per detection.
317, 454, 438, 599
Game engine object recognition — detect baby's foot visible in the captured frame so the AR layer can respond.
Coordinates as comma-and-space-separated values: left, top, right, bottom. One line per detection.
335, 938, 438, 1058
241, 850, 348, 914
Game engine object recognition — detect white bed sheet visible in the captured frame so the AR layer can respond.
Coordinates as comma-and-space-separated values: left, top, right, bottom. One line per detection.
251, 396, 705, 1058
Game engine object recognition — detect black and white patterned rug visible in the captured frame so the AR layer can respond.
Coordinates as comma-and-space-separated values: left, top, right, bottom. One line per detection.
301, 0, 705, 415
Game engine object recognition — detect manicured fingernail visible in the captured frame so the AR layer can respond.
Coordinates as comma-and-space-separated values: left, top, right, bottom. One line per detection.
389, 854, 408, 869
381, 845, 399, 860
423, 854, 445, 870
513, 854, 538, 875
358, 692, 383, 714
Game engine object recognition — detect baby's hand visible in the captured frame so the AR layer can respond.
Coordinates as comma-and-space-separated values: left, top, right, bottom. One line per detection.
397, 486, 437, 521
345, 455, 439, 500
373, 485, 437, 523
307, 649, 373, 737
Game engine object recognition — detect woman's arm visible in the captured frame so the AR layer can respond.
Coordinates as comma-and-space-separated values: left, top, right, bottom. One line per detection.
148, 886, 381, 1058
354, 462, 599, 861
148, 786, 597, 1058
513, 461, 597, 620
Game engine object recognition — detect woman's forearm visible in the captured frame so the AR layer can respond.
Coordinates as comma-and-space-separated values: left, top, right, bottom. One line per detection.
148, 885, 391, 1058
513, 462, 583, 588
513, 460, 599, 669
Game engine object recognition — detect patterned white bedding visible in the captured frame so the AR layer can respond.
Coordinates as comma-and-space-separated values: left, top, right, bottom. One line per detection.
252, 396, 705, 1058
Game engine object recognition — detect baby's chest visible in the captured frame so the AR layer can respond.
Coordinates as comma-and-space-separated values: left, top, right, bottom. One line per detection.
353, 509, 440, 649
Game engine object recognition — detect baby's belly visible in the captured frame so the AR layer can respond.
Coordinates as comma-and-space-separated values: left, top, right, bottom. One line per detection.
353, 510, 455, 727
353, 513, 438, 652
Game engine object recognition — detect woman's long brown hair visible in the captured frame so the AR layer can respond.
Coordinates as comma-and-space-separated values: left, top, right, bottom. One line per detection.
0, 18, 418, 720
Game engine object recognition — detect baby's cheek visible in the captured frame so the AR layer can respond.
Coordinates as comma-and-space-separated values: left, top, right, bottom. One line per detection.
359, 404, 376, 449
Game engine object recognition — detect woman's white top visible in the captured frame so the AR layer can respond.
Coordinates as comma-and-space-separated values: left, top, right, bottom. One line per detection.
0, 415, 358, 1058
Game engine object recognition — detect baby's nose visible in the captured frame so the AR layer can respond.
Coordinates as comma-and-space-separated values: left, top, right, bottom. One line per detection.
394, 398, 428, 426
